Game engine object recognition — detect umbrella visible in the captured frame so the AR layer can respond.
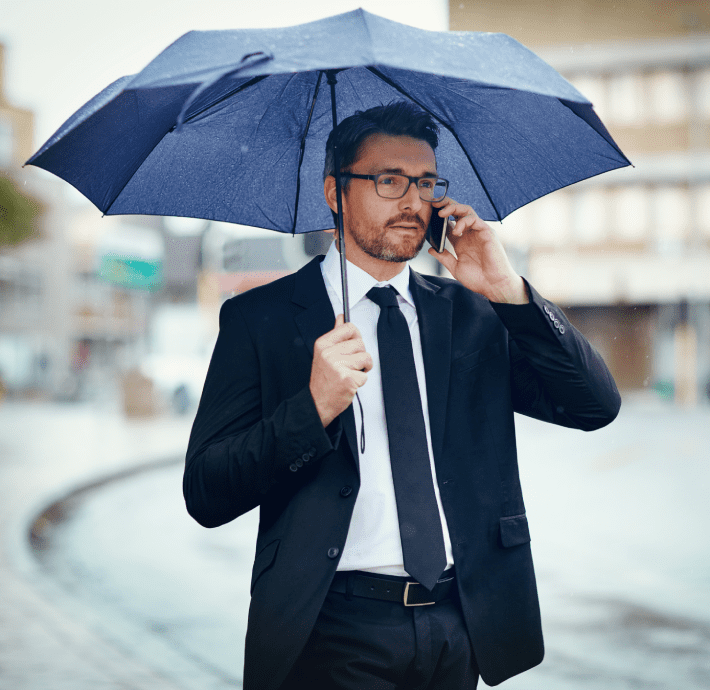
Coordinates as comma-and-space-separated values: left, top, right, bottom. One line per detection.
27, 8, 630, 317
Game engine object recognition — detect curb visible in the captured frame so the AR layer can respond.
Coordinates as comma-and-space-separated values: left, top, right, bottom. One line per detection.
28, 455, 181, 553
8, 453, 241, 690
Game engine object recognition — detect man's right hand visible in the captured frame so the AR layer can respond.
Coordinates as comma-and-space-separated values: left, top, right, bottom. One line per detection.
309, 314, 372, 427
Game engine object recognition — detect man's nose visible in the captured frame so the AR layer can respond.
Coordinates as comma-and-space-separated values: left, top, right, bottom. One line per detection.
398, 181, 423, 212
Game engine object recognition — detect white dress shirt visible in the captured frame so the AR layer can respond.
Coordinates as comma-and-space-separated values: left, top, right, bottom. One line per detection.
320, 242, 454, 577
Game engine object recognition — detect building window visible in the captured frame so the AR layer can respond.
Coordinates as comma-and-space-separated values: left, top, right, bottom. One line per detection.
531, 192, 571, 246
607, 72, 646, 126
696, 68, 710, 120
648, 70, 688, 124
612, 186, 650, 242
0, 116, 13, 167
573, 188, 609, 244
497, 203, 532, 250
696, 184, 710, 240
653, 185, 690, 252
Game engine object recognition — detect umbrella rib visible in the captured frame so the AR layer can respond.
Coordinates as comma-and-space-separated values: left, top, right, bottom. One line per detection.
366, 66, 503, 222
291, 71, 324, 235
173, 75, 269, 129
104, 76, 270, 216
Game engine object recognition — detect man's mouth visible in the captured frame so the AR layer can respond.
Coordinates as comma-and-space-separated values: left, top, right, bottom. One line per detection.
386, 215, 426, 231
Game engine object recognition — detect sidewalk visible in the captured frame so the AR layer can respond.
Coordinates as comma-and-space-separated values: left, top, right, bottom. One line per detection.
2, 398, 709, 689
0, 400, 194, 690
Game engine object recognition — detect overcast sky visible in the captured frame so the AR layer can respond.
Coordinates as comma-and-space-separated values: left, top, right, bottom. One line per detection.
1, 0, 448, 148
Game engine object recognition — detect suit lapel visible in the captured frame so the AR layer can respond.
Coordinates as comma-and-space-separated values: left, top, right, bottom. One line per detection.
290, 260, 452, 474
292, 257, 359, 473
409, 271, 452, 467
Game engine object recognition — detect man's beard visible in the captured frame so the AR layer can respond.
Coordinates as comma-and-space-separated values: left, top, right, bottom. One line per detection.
350, 213, 427, 263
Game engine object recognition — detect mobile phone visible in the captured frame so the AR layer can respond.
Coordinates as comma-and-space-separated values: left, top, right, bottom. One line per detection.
425, 211, 448, 253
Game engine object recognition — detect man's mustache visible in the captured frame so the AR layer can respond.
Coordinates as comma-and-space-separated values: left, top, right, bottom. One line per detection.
386, 213, 427, 231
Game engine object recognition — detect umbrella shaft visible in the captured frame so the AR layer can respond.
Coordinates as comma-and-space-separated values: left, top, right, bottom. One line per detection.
326, 71, 351, 323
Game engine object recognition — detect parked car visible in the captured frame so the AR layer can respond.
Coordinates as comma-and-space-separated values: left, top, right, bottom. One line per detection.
139, 305, 214, 415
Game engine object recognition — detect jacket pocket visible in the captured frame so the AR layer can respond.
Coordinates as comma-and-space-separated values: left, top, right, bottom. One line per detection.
452, 342, 502, 374
499, 514, 531, 548
250, 539, 280, 594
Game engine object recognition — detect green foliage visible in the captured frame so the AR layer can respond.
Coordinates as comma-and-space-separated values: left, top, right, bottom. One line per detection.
0, 175, 43, 247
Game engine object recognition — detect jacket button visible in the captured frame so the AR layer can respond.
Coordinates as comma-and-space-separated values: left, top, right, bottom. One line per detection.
559, 325, 566, 334
339, 486, 352, 497
554, 320, 560, 328
289, 463, 298, 472
327, 547, 340, 559
543, 305, 550, 314
549, 312, 555, 321
308, 448, 316, 457
295, 458, 303, 468
302, 453, 310, 462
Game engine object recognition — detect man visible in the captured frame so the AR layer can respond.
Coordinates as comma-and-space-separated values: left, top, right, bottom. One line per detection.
184, 102, 620, 690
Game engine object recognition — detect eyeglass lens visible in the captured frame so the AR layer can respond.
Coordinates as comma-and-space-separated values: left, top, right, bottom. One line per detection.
375, 174, 447, 201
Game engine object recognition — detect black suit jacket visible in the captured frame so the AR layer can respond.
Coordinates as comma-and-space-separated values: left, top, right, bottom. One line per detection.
184, 255, 620, 689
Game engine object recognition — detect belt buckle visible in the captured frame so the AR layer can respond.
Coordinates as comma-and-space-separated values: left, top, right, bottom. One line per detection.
403, 581, 435, 607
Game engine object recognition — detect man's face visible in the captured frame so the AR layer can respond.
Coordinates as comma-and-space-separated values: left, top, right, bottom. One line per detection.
334, 133, 436, 264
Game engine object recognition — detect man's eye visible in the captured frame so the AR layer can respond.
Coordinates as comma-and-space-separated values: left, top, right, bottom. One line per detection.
419, 179, 434, 189
379, 176, 397, 185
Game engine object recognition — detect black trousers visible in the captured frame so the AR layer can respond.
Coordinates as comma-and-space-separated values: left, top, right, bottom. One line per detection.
280, 573, 479, 690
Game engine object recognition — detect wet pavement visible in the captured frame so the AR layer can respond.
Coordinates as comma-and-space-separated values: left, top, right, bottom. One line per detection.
0, 401, 194, 690
31, 462, 254, 688
3, 398, 710, 688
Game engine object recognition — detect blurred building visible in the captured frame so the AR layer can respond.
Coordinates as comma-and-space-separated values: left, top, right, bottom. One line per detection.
0, 40, 342, 410
451, 0, 710, 404
0, 42, 157, 403
0, 41, 52, 396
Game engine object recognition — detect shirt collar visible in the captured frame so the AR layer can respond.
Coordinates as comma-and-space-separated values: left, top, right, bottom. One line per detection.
322, 241, 414, 310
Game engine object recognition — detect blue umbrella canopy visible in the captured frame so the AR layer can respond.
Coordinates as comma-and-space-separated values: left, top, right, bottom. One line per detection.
28, 8, 629, 233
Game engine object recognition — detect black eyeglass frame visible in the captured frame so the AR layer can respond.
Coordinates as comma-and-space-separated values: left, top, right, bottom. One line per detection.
339, 172, 449, 202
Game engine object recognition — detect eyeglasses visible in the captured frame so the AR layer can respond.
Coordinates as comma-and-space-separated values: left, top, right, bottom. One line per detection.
340, 173, 449, 202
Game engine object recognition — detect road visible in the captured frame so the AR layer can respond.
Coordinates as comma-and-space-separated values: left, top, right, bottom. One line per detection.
32, 401, 710, 689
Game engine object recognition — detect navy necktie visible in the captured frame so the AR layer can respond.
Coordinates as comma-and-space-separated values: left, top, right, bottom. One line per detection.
367, 286, 447, 591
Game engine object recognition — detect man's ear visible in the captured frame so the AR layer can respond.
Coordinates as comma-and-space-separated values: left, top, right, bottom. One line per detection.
324, 175, 338, 214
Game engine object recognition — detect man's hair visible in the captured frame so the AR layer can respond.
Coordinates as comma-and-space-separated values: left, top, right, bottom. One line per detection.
324, 101, 439, 180
323, 102, 440, 225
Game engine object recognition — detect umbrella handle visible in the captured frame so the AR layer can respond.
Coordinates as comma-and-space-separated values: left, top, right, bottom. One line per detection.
326, 71, 351, 323
240, 51, 270, 63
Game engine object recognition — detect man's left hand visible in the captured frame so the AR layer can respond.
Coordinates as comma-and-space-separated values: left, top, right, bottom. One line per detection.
428, 198, 529, 304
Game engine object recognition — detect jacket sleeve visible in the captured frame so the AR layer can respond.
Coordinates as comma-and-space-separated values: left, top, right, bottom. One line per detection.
489, 279, 621, 431
183, 298, 341, 528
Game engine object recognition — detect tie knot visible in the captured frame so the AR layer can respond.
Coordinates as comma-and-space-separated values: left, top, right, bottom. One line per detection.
367, 286, 399, 309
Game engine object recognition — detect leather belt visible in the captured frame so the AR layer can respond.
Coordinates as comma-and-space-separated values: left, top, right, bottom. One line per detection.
330, 569, 455, 607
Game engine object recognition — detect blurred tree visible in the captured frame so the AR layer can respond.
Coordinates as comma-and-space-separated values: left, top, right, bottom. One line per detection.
0, 174, 43, 247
